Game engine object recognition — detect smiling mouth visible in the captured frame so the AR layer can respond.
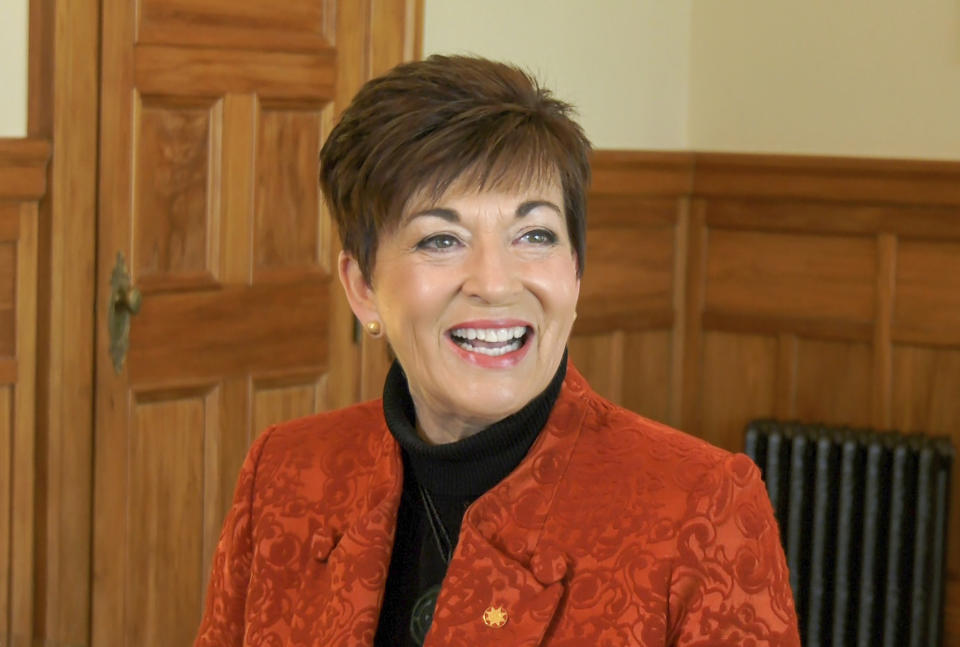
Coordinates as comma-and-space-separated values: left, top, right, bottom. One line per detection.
448, 326, 531, 357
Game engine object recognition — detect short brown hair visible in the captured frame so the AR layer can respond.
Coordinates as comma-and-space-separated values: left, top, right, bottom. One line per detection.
319, 54, 592, 283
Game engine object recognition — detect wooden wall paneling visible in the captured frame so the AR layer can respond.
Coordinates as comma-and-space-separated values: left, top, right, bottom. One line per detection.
705, 199, 960, 241
576, 199, 675, 333
793, 338, 873, 428
693, 153, 960, 206
679, 200, 707, 435
571, 152, 692, 428
703, 228, 877, 326
872, 234, 896, 428
11, 202, 38, 647
0, 140, 50, 199
894, 239, 960, 347
774, 333, 798, 420
621, 330, 672, 425
567, 331, 624, 403
26, 4, 100, 647
699, 331, 778, 452
356, 0, 423, 401
668, 198, 690, 428
0, 385, 10, 643
0, 141, 49, 647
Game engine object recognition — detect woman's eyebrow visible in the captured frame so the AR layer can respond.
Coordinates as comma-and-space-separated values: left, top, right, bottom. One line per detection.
404, 208, 460, 224
516, 200, 562, 218
404, 200, 561, 224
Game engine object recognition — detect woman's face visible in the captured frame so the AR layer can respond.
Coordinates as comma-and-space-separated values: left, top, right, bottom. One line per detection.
341, 180, 580, 442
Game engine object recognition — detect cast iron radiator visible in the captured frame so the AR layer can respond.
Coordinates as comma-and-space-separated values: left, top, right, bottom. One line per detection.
743, 420, 954, 647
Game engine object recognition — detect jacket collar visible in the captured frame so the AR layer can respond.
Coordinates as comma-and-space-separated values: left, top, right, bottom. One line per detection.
289, 364, 591, 646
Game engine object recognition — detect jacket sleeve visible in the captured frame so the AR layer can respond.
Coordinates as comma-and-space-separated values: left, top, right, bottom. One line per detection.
671, 453, 801, 647
194, 426, 274, 647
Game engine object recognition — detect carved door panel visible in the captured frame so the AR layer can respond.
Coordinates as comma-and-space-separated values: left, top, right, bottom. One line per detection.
91, 1, 419, 644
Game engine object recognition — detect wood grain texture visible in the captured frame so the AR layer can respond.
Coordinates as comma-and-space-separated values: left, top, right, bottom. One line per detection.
568, 331, 624, 404
0, 138, 48, 647
894, 239, 960, 346
699, 331, 778, 452
706, 199, 960, 240
793, 339, 873, 428
577, 223, 674, 329
704, 229, 876, 323
0, 241, 14, 358
32, 2, 99, 645
252, 374, 326, 432
0, 386, 11, 641
591, 150, 694, 197
128, 392, 210, 647
134, 97, 222, 285
872, 234, 896, 428
137, 0, 334, 51
0, 139, 51, 200
254, 104, 331, 276
220, 94, 256, 285
11, 204, 38, 644
135, 45, 336, 100
127, 282, 330, 383
694, 152, 960, 206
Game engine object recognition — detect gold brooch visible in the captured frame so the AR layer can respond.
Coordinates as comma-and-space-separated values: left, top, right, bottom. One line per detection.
482, 606, 508, 628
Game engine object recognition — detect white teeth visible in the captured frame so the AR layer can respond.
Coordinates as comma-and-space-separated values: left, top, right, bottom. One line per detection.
456, 339, 523, 356
450, 326, 528, 341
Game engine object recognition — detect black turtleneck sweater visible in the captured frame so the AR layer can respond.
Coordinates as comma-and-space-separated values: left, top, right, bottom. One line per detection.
373, 354, 567, 646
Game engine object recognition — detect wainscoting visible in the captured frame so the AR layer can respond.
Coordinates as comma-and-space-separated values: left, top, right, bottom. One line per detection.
0, 138, 50, 646
569, 150, 960, 639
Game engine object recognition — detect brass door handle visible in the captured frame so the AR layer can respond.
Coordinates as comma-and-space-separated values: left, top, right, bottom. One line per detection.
108, 252, 141, 373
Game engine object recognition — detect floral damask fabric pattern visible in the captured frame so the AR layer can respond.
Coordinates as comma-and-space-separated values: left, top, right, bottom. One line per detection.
194, 364, 800, 646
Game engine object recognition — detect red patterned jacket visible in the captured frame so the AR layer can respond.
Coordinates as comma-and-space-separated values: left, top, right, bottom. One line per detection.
195, 365, 800, 646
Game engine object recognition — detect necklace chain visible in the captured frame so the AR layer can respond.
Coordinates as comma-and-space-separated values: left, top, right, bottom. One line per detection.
417, 483, 453, 564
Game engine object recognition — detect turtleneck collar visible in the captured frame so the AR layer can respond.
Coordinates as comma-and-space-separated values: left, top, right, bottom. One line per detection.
382, 352, 567, 499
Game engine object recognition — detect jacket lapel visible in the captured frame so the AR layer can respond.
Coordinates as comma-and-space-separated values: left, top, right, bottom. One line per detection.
287, 427, 403, 647
425, 368, 589, 645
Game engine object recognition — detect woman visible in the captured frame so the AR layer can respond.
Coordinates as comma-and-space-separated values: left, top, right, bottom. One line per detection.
195, 55, 800, 647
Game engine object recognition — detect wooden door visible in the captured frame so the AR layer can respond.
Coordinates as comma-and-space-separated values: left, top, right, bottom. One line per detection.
91, 2, 419, 645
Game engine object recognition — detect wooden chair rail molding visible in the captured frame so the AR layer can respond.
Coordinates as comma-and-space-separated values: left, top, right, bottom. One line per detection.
0, 136, 50, 647
0, 138, 51, 200
572, 148, 960, 644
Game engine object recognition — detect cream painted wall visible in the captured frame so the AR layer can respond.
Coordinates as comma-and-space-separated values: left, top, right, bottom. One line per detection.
423, 0, 692, 150
0, 0, 29, 137
689, 0, 960, 159
426, 0, 960, 160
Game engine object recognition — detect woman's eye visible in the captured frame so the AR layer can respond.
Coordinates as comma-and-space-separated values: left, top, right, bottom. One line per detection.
416, 234, 461, 251
519, 229, 558, 245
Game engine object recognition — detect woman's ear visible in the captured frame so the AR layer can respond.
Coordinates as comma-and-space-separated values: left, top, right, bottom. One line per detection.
337, 251, 379, 325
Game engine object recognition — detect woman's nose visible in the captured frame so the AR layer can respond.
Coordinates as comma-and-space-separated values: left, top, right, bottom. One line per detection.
461, 241, 523, 304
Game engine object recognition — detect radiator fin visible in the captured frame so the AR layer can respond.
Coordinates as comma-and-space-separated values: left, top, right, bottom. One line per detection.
744, 421, 954, 647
